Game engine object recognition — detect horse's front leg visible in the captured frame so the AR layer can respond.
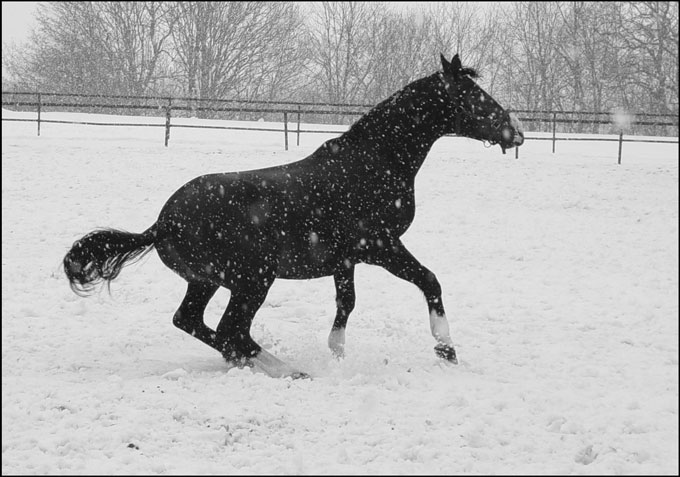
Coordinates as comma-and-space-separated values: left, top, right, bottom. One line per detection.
328, 263, 356, 358
365, 239, 457, 363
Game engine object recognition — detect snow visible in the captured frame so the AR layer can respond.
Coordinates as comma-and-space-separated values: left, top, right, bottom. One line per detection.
2, 109, 678, 474
611, 108, 635, 131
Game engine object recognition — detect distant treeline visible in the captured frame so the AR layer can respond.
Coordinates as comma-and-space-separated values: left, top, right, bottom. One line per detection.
2, 2, 678, 117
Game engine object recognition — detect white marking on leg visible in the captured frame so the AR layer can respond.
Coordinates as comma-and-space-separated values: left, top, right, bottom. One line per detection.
429, 311, 453, 346
250, 348, 306, 378
328, 328, 346, 357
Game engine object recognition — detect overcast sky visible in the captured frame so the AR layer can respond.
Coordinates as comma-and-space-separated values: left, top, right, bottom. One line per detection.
2, 1, 39, 45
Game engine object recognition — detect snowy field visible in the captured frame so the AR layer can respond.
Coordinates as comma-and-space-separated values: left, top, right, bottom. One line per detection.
2, 110, 678, 475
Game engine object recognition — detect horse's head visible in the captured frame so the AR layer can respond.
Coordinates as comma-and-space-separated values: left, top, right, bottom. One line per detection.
440, 54, 524, 152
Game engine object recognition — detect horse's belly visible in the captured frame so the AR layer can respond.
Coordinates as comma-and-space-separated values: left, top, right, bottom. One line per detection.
274, 236, 340, 279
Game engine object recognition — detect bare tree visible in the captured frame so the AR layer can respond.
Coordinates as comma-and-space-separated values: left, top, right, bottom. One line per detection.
413, 3, 513, 104
2, 40, 37, 91
615, 1, 679, 115
552, 2, 617, 129
353, 9, 433, 104
306, 1, 385, 104
500, 2, 566, 117
471, 4, 511, 98
167, 1, 305, 106
5, 2, 174, 95
423, 2, 483, 70
4, 0, 677, 127
4, 3, 115, 93
246, 4, 308, 102
95, 2, 176, 96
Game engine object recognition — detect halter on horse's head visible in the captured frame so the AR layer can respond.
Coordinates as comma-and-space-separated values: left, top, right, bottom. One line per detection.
440, 54, 524, 153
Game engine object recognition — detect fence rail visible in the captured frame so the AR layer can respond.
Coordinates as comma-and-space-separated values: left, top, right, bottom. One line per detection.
2, 91, 678, 164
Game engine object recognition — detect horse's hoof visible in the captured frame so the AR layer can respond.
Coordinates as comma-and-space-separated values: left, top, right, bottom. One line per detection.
434, 343, 458, 364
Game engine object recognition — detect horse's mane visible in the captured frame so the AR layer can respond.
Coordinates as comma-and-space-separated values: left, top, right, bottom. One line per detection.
460, 67, 479, 79
341, 64, 479, 143
343, 74, 441, 138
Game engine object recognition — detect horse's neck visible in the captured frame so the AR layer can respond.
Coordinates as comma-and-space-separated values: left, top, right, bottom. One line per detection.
342, 75, 450, 176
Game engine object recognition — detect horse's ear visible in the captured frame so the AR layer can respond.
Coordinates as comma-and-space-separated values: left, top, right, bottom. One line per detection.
451, 54, 462, 73
440, 53, 451, 73
442, 53, 461, 78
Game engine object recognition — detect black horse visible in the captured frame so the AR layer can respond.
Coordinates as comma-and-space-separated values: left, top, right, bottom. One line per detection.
64, 54, 524, 378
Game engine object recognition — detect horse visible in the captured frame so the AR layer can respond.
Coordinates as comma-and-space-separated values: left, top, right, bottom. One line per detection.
64, 54, 524, 379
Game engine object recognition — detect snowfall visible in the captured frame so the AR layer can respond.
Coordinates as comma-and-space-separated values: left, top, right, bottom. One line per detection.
2, 108, 678, 475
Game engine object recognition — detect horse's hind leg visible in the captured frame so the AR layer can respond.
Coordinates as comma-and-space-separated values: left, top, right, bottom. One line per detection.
215, 280, 309, 379
328, 263, 355, 358
173, 281, 221, 350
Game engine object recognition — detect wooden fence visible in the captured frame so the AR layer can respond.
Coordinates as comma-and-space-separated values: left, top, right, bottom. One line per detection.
2, 91, 678, 164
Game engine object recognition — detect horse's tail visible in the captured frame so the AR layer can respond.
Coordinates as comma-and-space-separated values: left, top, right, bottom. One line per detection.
63, 224, 157, 296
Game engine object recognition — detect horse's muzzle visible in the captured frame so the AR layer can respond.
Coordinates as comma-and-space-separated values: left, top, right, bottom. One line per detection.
499, 127, 523, 154
508, 112, 524, 146
499, 111, 524, 153
513, 130, 524, 146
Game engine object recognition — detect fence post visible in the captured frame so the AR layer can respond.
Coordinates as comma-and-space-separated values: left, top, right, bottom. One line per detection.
284, 111, 288, 151
297, 105, 301, 146
618, 131, 623, 164
552, 112, 556, 153
37, 92, 42, 136
164, 97, 172, 147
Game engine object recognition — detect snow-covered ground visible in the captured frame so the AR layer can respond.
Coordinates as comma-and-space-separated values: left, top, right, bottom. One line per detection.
2, 110, 678, 474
